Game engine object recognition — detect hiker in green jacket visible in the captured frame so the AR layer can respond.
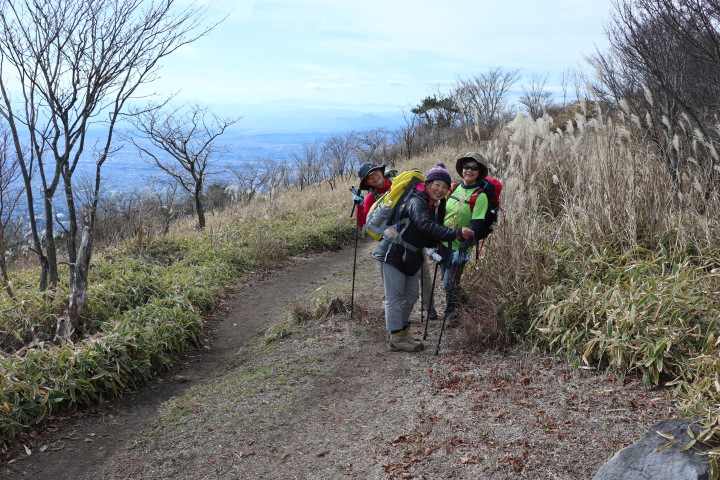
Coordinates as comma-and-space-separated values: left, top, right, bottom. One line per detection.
440, 152, 492, 327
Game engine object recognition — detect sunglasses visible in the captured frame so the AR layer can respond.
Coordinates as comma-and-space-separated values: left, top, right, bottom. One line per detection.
462, 165, 480, 171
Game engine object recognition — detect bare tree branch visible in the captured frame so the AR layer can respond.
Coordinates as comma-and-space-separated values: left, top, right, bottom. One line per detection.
127, 103, 241, 229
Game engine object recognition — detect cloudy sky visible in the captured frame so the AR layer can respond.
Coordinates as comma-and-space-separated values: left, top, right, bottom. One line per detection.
153, 0, 615, 111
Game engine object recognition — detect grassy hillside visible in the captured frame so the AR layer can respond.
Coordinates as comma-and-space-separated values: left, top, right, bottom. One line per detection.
0, 181, 357, 445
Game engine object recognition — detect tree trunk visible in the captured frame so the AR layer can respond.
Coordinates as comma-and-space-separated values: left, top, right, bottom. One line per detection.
43, 194, 59, 289
0, 232, 14, 299
195, 187, 205, 230
56, 224, 92, 339
63, 172, 78, 284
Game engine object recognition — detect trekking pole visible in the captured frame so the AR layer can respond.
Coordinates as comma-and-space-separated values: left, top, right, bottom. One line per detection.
349, 186, 361, 317
423, 262, 439, 341
435, 244, 469, 356
420, 262, 425, 325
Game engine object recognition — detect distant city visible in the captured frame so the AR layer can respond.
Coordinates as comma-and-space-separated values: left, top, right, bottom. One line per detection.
14, 104, 406, 222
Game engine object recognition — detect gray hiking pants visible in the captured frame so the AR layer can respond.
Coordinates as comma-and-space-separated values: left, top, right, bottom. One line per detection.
380, 261, 419, 332
384, 253, 431, 311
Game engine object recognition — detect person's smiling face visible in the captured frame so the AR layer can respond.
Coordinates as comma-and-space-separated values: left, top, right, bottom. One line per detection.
461, 161, 481, 184
425, 180, 449, 204
364, 169, 385, 190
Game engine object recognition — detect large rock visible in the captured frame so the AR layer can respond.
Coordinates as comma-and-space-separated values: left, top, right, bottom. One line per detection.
593, 418, 713, 480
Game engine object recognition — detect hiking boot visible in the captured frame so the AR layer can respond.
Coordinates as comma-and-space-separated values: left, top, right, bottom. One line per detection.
388, 331, 424, 352
402, 329, 422, 343
426, 307, 438, 320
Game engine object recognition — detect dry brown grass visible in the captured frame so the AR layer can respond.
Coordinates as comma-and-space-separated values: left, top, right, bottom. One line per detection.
456, 106, 719, 347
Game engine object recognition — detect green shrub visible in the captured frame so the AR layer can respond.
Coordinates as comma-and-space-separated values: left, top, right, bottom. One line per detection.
528, 246, 720, 425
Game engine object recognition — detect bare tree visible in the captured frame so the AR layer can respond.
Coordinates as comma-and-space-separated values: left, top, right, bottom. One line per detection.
590, 0, 720, 185
128, 103, 240, 230
291, 139, 325, 190
519, 72, 554, 119
0, 0, 216, 338
354, 128, 390, 165
454, 68, 521, 136
144, 175, 182, 236
228, 161, 272, 203
634, 0, 720, 183
393, 108, 417, 160
637, 0, 720, 68
260, 158, 291, 193
0, 123, 23, 298
322, 131, 357, 179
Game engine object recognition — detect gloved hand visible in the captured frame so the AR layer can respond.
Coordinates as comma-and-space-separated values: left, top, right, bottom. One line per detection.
451, 250, 470, 264
349, 187, 364, 204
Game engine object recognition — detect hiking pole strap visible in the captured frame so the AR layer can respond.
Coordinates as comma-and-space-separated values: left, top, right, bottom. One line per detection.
420, 265, 425, 323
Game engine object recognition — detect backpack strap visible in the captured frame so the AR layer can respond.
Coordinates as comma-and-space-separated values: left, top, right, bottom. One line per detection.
383, 184, 422, 253
448, 183, 484, 212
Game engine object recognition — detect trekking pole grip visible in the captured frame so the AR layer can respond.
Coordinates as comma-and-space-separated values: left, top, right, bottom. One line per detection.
349, 186, 359, 217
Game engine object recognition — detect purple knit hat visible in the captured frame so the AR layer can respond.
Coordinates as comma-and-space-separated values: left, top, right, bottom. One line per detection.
425, 162, 452, 186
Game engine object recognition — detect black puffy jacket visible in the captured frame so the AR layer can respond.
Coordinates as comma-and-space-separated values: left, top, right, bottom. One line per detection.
371, 191, 460, 276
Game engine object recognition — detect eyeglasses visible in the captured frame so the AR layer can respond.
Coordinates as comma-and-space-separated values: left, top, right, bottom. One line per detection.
366, 170, 383, 179
462, 165, 480, 171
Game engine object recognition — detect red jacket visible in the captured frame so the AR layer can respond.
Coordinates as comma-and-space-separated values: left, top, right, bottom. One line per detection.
356, 178, 391, 227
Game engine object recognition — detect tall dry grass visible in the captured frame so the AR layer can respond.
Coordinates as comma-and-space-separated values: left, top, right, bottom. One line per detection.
465, 103, 720, 330
459, 104, 720, 439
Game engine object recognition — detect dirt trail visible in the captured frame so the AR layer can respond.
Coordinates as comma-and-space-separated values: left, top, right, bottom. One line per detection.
1, 240, 675, 480
1, 245, 359, 479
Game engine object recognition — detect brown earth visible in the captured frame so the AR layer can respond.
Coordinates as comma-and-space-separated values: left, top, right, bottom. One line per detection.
0, 240, 675, 479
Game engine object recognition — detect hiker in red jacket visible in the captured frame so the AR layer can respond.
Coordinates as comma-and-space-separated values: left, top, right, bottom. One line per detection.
352, 162, 438, 320
354, 162, 391, 228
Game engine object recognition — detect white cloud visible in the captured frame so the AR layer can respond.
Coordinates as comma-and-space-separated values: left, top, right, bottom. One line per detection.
310, 73, 343, 80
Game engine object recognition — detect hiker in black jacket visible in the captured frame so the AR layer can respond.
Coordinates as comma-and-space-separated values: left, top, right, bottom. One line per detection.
372, 163, 473, 352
